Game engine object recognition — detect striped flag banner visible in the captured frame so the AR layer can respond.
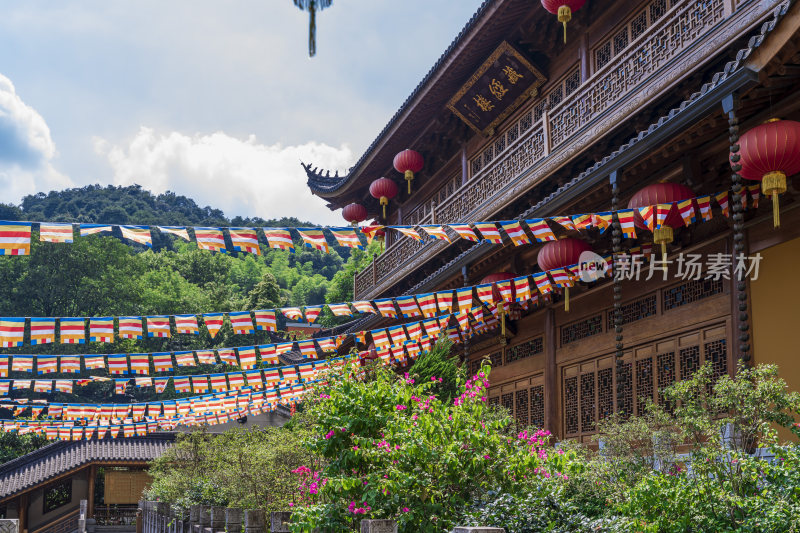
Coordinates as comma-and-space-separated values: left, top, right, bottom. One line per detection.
174, 314, 199, 335
79, 224, 113, 237
154, 377, 170, 394
419, 225, 451, 242
298, 363, 315, 381
473, 223, 503, 244
374, 299, 398, 318
297, 340, 317, 358
228, 373, 246, 390
387, 325, 407, 345
192, 376, 209, 394
352, 301, 376, 314
196, 350, 217, 365
281, 366, 298, 384
129, 354, 150, 375
654, 204, 673, 230
361, 225, 385, 245
174, 351, 196, 367
0, 380, 9, 395
218, 348, 238, 365
229, 311, 254, 334
120, 225, 153, 247
114, 380, 129, 395
281, 307, 304, 321
395, 296, 421, 318
571, 214, 592, 230
476, 283, 496, 306
303, 306, 323, 324
592, 213, 613, 232
134, 377, 152, 388
617, 210, 637, 238
748, 184, 760, 209
436, 291, 454, 313
203, 313, 225, 338
449, 224, 479, 242
39, 223, 74, 243
677, 199, 696, 226
406, 321, 423, 339
0, 357, 7, 378
258, 345, 279, 365
237, 347, 257, 369
637, 206, 655, 231
549, 268, 574, 288
0, 221, 32, 256
59, 318, 86, 344
514, 276, 533, 302
89, 317, 115, 342
327, 303, 352, 317
158, 226, 191, 240
194, 227, 227, 253
525, 219, 557, 242
263, 228, 295, 252
500, 221, 531, 246
229, 228, 261, 254
117, 316, 143, 340
456, 287, 474, 313
415, 293, 437, 317
316, 337, 336, 353
107, 354, 129, 375
210, 374, 228, 392
146, 316, 171, 338
370, 329, 391, 349
275, 342, 295, 355
173, 377, 191, 394
12, 379, 31, 389
296, 228, 329, 253
393, 226, 423, 241
55, 380, 72, 393
30, 318, 56, 345
532, 272, 554, 295
496, 280, 514, 303
550, 216, 576, 231
37, 356, 58, 375
330, 227, 363, 249
250, 310, 276, 332
715, 191, 730, 217
152, 353, 173, 372
84, 355, 105, 370
696, 195, 712, 221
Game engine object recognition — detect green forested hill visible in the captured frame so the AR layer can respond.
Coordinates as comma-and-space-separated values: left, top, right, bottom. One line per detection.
0, 185, 377, 421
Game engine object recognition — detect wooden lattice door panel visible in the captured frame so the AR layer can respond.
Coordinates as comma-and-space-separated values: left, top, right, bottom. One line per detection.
104, 470, 152, 504
491, 374, 545, 428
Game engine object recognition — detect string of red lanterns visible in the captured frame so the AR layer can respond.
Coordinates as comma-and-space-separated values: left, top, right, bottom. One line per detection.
394, 149, 424, 195
541, 0, 586, 43
628, 182, 695, 260
537, 237, 592, 311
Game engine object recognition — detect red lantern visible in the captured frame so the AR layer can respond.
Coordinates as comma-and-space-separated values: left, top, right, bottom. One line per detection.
538, 238, 592, 312
480, 272, 516, 338
737, 119, 800, 228
393, 149, 424, 194
628, 182, 696, 259
369, 177, 399, 219
541, 0, 586, 43
342, 203, 367, 226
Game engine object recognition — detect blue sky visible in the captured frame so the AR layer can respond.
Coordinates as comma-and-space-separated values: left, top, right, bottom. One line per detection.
0, 0, 483, 224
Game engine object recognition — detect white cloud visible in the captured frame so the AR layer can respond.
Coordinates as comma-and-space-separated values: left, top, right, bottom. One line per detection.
94, 127, 354, 225
0, 73, 72, 201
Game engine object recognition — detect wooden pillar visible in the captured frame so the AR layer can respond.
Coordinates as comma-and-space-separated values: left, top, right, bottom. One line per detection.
544, 308, 558, 437
87, 465, 96, 518
579, 32, 590, 81
460, 144, 469, 185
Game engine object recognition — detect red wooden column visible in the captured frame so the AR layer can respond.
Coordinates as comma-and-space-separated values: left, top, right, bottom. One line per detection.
544, 308, 558, 436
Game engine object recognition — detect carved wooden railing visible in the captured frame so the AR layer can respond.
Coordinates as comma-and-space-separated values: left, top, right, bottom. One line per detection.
354, 0, 752, 300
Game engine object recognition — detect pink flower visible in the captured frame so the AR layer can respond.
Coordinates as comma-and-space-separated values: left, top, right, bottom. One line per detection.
352, 446, 359, 451
401, 507, 410, 513
396, 404, 408, 411
324, 430, 335, 439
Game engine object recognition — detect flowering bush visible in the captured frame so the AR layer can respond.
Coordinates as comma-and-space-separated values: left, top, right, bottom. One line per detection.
287, 353, 579, 532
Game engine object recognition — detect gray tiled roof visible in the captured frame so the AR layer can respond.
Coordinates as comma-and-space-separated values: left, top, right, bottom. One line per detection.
0, 434, 176, 500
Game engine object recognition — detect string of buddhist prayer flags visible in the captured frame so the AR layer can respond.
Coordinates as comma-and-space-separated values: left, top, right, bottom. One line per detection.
0, 184, 759, 256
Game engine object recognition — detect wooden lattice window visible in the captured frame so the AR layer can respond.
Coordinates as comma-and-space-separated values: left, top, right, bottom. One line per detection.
617, 360, 634, 419
656, 351, 676, 408
663, 279, 724, 310
515, 389, 529, 427
43, 479, 72, 514
706, 339, 728, 384
489, 396, 500, 406
561, 314, 603, 346
489, 351, 503, 368
580, 372, 596, 432
506, 336, 543, 364
593, 0, 673, 71
470, 359, 481, 376
530, 385, 545, 428
502, 392, 514, 414
598, 367, 614, 421
607, 293, 657, 329
564, 376, 579, 434
635, 357, 654, 414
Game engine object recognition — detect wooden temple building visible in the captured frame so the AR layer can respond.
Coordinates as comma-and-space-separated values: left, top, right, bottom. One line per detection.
304, 0, 800, 442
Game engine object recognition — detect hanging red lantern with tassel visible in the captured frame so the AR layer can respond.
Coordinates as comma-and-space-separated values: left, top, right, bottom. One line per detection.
628, 182, 696, 259
737, 119, 800, 228
481, 272, 516, 339
342, 203, 367, 227
369, 177, 399, 219
541, 0, 586, 43
537, 237, 591, 312
393, 149, 424, 194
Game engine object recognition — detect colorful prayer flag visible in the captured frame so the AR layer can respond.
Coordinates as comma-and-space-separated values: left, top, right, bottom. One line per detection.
637, 206, 655, 231
39, 223, 74, 243
419, 225, 451, 242
55, 380, 72, 393
194, 227, 227, 253
118, 316, 143, 340
263, 228, 295, 252
374, 299, 398, 318
218, 348, 238, 365
549, 268, 574, 288
84, 355, 104, 370
229, 228, 261, 254
59, 318, 85, 344
715, 191, 730, 217
696, 195, 712, 221
152, 353, 173, 372
449, 224, 479, 241
476, 283, 495, 306
0, 318, 25, 347
210, 374, 228, 392
253, 310, 277, 331
120, 225, 153, 247
525, 219, 556, 242
146, 316, 171, 338
229, 311, 254, 334
592, 212, 613, 232
304, 305, 323, 324
532, 272, 553, 294
617, 210, 637, 238
500, 221, 531, 246
174, 351, 196, 367
327, 303, 352, 317
436, 291, 453, 313
654, 204, 673, 230
237, 346, 257, 369
550, 216, 576, 231
129, 354, 150, 375
89, 317, 115, 342
297, 340, 317, 358
571, 214, 592, 230
456, 287, 474, 313
0, 222, 31, 255
387, 325, 408, 345
415, 293, 437, 317
371, 329, 391, 349
114, 379, 128, 395
196, 349, 216, 365
296, 228, 329, 253
174, 314, 199, 335
677, 199, 696, 226
352, 301, 377, 314
748, 184, 760, 209
192, 376, 209, 394
393, 226, 423, 241
406, 321, 423, 339
158, 226, 191, 240
422, 317, 442, 338
330, 227, 363, 249
395, 296, 422, 318
473, 222, 503, 243
107, 354, 129, 375
361, 225, 385, 245
245, 370, 264, 389
30, 318, 55, 345
514, 276, 532, 302
203, 313, 225, 338
79, 224, 112, 236
316, 337, 336, 353
281, 307, 304, 321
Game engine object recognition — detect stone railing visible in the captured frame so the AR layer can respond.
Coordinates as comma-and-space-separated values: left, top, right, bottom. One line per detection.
132, 501, 504, 533
353, 0, 764, 300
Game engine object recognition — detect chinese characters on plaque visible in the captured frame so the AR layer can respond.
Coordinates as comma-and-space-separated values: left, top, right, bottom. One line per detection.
447, 41, 547, 136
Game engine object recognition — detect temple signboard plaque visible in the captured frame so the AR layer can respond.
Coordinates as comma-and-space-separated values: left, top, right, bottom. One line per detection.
447, 41, 547, 136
